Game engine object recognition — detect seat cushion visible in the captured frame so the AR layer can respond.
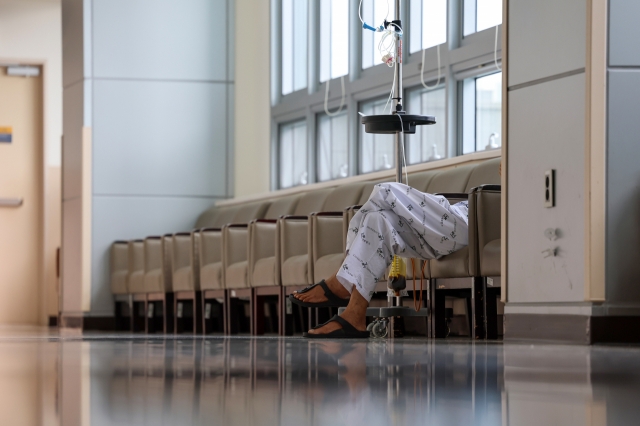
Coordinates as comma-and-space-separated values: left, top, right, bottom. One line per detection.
200, 262, 223, 290
128, 270, 146, 294
481, 239, 501, 277
314, 253, 345, 283
429, 246, 470, 278
144, 269, 164, 293
111, 270, 129, 294
173, 266, 193, 292
281, 255, 309, 286
252, 257, 277, 287
225, 261, 249, 289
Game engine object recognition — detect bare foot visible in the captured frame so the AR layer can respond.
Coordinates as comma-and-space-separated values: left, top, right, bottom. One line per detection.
307, 290, 368, 335
293, 274, 351, 304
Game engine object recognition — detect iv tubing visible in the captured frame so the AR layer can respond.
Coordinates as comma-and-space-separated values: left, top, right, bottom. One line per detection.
324, 75, 346, 117
420, 44, 442, 89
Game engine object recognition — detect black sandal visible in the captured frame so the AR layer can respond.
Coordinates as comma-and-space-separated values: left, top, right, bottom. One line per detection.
303, 315, 370, 339
289, 280, 349, 308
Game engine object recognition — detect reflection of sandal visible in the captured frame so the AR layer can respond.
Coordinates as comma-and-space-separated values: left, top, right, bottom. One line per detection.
289, 280, 349, 308
303, 315, 370, 339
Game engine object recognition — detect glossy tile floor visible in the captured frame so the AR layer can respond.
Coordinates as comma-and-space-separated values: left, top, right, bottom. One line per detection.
0, 329, 639, 425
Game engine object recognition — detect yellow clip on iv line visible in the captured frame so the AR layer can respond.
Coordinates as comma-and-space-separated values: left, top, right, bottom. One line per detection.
388, 255, 407, 295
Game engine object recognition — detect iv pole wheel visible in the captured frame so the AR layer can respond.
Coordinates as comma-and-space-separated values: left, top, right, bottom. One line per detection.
369, 318, 389, 338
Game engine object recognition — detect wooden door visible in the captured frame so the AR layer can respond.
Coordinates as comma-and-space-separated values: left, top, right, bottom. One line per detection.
0, 66, 43, 324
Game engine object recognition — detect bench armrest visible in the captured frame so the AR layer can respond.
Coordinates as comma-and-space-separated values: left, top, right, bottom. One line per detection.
471, 184, 501, 193
280, 215, 309, 221
435, 193, 469, 200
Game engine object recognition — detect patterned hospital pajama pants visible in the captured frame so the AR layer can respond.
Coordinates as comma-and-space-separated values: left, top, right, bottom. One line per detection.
335, 182, 469, 302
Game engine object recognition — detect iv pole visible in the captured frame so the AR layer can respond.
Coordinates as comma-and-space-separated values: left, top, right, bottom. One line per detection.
393, 0, 403, 186
358, 0, 436, 338
390, 0, 403, 338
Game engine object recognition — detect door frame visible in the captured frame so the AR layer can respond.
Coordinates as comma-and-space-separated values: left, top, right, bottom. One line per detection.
0, 57, 54, 325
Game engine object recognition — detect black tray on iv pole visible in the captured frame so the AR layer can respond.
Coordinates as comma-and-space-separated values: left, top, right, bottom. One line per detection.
361, 112, 436, 134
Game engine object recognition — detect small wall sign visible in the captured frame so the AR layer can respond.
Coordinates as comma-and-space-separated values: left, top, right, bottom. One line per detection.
0, 126, 12, 143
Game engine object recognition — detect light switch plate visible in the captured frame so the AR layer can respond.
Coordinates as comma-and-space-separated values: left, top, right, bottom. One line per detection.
544, 169, 555, 208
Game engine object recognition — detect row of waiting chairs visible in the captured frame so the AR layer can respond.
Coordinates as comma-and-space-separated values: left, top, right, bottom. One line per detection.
111, 157, 502, 338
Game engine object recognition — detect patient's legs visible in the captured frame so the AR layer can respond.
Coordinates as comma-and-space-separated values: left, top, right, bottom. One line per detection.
294, 182, 470, 335
307, 285, 369, 335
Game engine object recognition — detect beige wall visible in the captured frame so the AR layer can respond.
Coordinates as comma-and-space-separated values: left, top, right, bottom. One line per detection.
0, 0, 62, 323
234, 0, 272, 197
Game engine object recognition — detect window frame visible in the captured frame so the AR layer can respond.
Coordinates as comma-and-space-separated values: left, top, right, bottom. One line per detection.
271, 0, 502, 190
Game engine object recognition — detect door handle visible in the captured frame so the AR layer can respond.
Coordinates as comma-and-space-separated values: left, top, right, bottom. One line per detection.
0, 198, 23, 207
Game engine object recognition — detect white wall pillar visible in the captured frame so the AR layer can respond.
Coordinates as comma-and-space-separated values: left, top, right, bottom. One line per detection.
61, 0, 235, 324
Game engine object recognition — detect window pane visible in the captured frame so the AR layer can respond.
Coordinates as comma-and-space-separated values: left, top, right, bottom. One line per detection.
282, 0, 308, 95
475, 72, 502, 151
317, 113, 349, 182
406, 87, 446, 164
409, 0, 447, 54
362, 0, 392, 70
464, 0, 502, 36
320, 0, 349, 82
279, 120, 308, 188
360, 98, 395, 173
476, 0, 502, 32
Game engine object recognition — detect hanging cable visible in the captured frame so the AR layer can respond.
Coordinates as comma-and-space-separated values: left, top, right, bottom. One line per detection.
397, 113, 409, 186
494, 25, 502, 71
383, 68, 396, 115
410, 259, 426, 312
324, 75, 346, 117
420, 44, 442, 89
358, 0, 390, 26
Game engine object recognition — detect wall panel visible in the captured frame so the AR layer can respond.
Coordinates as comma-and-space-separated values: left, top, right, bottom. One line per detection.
606, 70, 640, 303
508, 73, 585, 303
92, 79, 228, 197
508, 0, 586, 87
609, 0, 640, 66
92, 0, 227, 81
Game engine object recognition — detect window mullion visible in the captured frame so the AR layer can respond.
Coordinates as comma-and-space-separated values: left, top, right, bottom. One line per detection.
349, 0, 362, 81
271, 0, 283, 105
306, 107, 316, 185
308, 0, 320, 94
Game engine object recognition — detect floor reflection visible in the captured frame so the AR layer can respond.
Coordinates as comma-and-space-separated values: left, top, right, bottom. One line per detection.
0, 332, 639, 425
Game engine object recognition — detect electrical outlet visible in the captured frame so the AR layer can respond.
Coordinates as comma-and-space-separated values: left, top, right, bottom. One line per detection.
544, 169, 555, 208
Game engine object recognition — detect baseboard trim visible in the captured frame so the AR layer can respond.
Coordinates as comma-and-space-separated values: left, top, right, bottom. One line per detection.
590, 316, 640, 343
82, 316, 117, 331
505, 314, 640, 344
59, 315, 83, 329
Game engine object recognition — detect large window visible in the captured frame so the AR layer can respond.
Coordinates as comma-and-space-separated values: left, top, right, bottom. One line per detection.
272, 0, 502, 189
360, 98, 395, 174
281, 0, 308, 95
461, 72, 502, 154
320, 0, 350, 82
362, 0, 393, 70
279, 120, 308, 189
317, 112, 349, 181
463, 0, 502, 36
406, 86, 446, 163
409, 0, 447, 53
